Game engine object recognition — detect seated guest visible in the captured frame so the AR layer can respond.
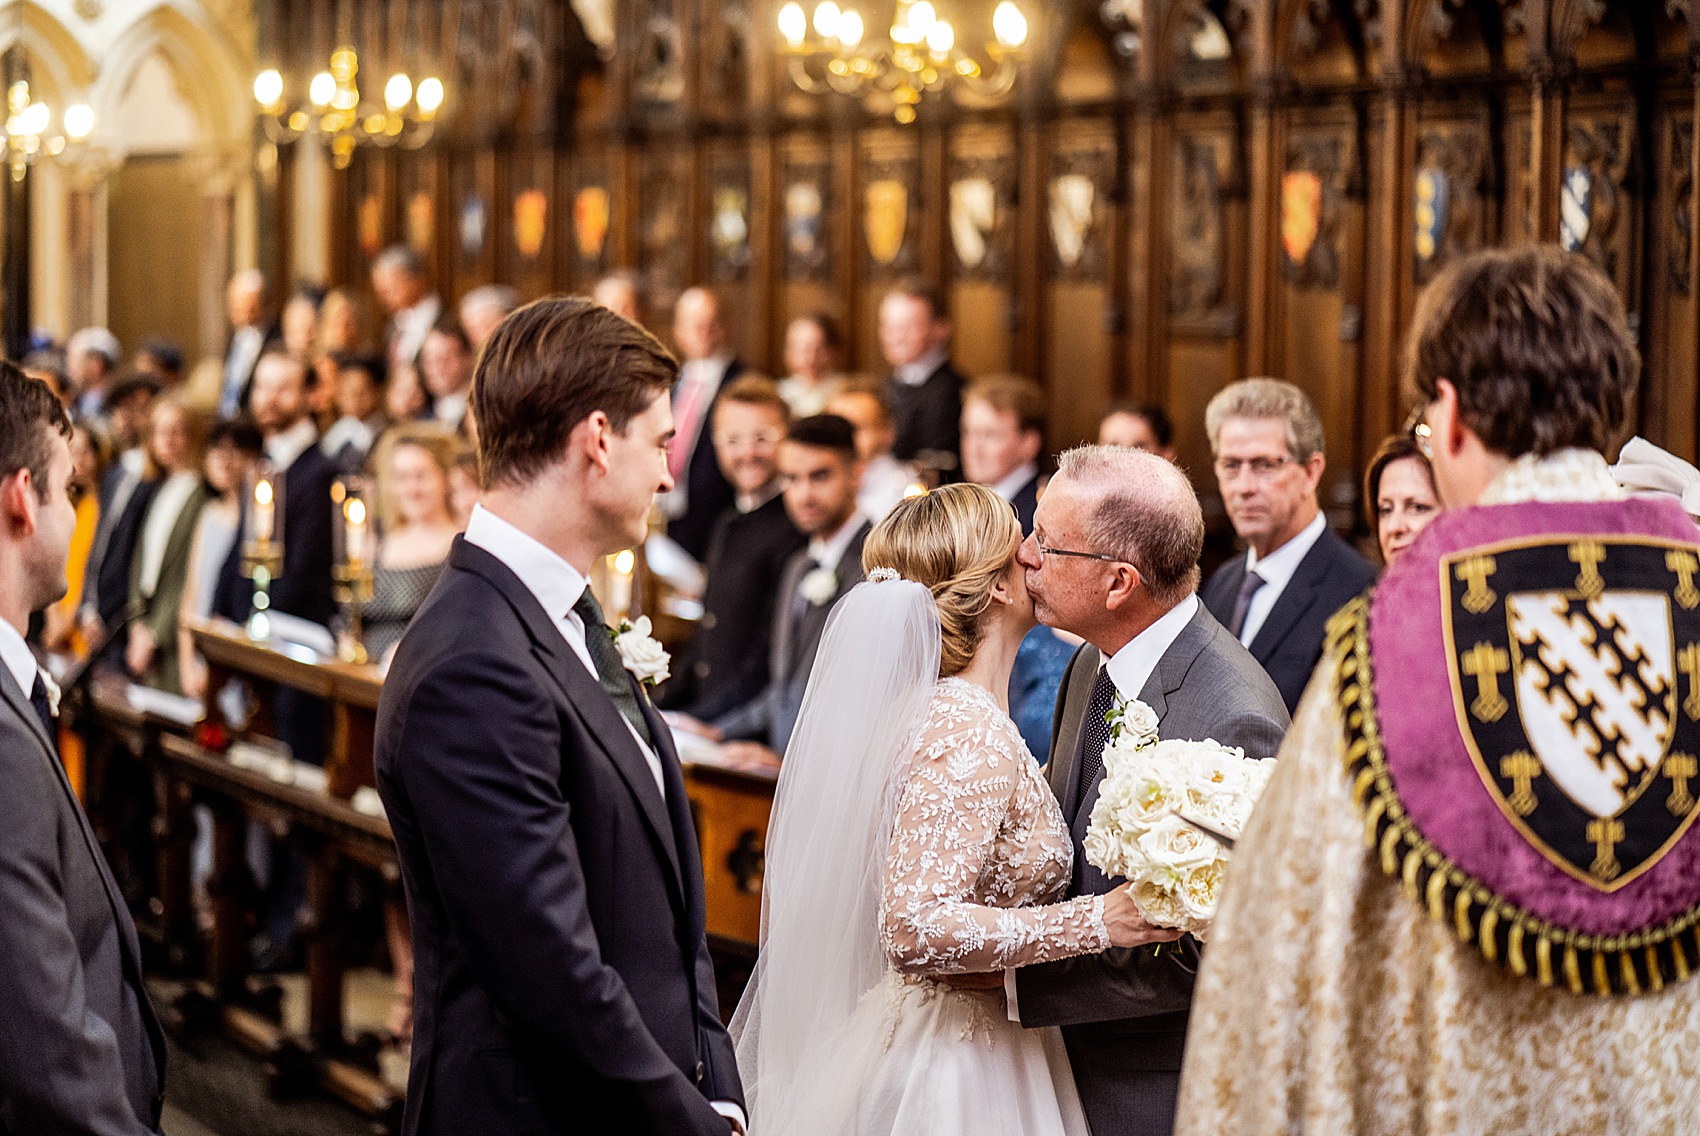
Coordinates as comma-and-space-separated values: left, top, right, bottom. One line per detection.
660, 378, 806, 721
125, 395, 212, 691
313, 286, 374, 396
178, 419, 264, 699
880, 279, 965, 480
362, 425, 463, 662
778, 312, 843, 418
660, 286, 742, 562
961, 374, 1045, 533
66, 326, 122, 421
681, 415, 870, 763
79, 373, 163, 640
133, 338, 185, 388
41, 421, 110, 657
281, 286, 323, 360
447, 449, 480, 530
459, 284, 521, 351
591, 270, 643, 323
827, 378, 917, 522
420, 318, 475, 436
385, 359, 429, 424
320, 354, 389, 473
1098, 400, 1177, 461
1364, 432, 1440, 563
1201, 377, 1377, 713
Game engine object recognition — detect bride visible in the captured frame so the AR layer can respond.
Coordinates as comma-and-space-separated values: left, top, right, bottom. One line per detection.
732, 483, 1178, 1135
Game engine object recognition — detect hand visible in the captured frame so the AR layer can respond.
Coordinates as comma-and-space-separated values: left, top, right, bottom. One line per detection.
1102, 884, 1187, 950
125, 625, 157, 678
718, 741, 781, 772
664, 712, 723, 742
938, 970, 1005, 991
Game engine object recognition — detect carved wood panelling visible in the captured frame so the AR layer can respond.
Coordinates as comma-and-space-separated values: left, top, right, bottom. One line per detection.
639, 150, 689, 307
1281, 129, 1349, 290
782, 153, 833, 282
1413, 122, 1489, 283
1561, 114, 1632, 288
1670, 117, 1692, 297
1169, 133, 1229, 327
948, 147, 1015, 283
1049, 140, 1113, 283
860, 139, 920, 279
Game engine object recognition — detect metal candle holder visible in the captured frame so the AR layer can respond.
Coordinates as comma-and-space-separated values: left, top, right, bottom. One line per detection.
241, 463, 284, 641
331, 476, 375, 664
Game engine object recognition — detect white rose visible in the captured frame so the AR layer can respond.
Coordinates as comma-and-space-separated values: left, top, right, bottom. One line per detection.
798, 566, 839, 606
1130, 879, 1190, 930
1136, 814, 1220, 874
613, 617, 671, 686
1176, 857, 1228, 924
1083, 825, 1126, 880
1118, 699, 1159, 743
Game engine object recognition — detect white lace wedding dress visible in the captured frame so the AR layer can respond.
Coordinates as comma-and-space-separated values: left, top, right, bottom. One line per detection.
741, 674, 1108, 1136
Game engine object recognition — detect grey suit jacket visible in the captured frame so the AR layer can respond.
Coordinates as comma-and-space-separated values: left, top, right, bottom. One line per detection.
713, 520, 871, 752
1014, 602, 1287, 1134
0, 665, 165, 1135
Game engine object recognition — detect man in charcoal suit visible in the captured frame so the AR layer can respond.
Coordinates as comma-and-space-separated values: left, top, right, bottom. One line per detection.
999, 445, 1288, 1136
377, 298, 744, 1134
681, 415, 869, 764
659, 287, 743, 563
880, 279, 966, 483
0, 361, 166, 1134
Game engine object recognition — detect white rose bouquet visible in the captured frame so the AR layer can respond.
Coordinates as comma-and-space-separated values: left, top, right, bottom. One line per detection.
1082, 700, 1275, 935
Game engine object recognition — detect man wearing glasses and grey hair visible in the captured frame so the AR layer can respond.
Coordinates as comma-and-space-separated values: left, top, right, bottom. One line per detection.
983, 444, 1287, 1136
1200, 377, 1377, 713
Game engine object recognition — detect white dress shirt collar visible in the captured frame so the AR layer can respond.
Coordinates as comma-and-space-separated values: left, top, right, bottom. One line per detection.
265, 417, 320, 472
895, 347, 948, 388
736, 481, 783, 515
990, 462, 1038, 502
1237, 511, 1327, 646
435, 391, 469, 429
1102, 594, 1199, 703
808, 511, 866, 570
463, 504, 589, 624
0, 614, 37, 701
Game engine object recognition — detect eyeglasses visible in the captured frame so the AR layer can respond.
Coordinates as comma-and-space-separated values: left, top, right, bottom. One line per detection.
1034, 542, 1125, 566
713, 430, 785, 449
1212, 455, 1298, 482
1402, 404, 1434, 460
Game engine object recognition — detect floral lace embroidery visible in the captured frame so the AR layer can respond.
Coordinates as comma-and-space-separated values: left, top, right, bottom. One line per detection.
880, 677, 1110, 976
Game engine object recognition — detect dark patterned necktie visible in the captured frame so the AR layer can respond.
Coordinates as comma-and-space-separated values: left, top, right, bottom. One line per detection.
571, 590, 656, 750
1227, 568, 1268, 639
29, 674, 58, 754
1077, 668, 1119, 805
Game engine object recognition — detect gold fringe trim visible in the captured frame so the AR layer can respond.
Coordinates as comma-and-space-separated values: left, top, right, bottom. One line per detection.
1331, 592, 1700, 998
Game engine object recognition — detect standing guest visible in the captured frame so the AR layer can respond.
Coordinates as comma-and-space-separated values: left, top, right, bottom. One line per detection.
447, 450, 480, 531
320, 354, 389, 474
124, 397, 211, 692
66, 326, 122, 421
777, 313, 843, 418
419, 319, 475, 436
660, 286, 742, 563
0, 360, 167, 1134
178, 420, 263, 700
686, 415, 870, 764
1098, 401, 1177, 461
826, 378, 917, 523
880, 279, 966, 480
386, 361, 429, 425
592, 270, 643, 324
1364, 433, 1440, 563
21, 348, 71, 406
376, 297, 745, 1135
372, 244, 442, 376
80, 375, 164, 640
219, 270, 274, 419
961, 375, 1045, 534
41, 422, 110, 658
361, 425, 463, 662
459, 284, 521, 352
133, 339, 185, 389
314, 287, 375, 396
659, 378, 806, 722
1200, 378, 1377, 714
1175, 246, 1700, 1136
281, 286, 324, 359
1006, 446, 1288, 1136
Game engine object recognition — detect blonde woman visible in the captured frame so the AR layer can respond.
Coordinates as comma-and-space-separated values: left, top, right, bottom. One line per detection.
362, 424, 466, 662
732, 483, 1177, 1136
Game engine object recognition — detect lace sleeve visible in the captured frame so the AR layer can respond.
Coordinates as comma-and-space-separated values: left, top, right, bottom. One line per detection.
880, 688, 1110, 976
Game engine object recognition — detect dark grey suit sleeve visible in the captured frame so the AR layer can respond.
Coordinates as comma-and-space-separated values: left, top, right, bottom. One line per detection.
0, 721, 156, 1136
710, 692, 771, 743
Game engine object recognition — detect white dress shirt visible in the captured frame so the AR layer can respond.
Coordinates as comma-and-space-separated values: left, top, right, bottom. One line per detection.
463, 505, 665, 798
894, 346, 948, 388
135, 471, 200, 597
0, 614, 39, 705
857, 454, 917, 522
464, 505, 745, 1130
658, 355, 735, 522
390, 294, 443, 370
1236, 512, 1326, 647
221, 325, 266, 416
434, 392, 469, 432
806, 511, 867, 575
1005, 593, 1200, 1020
265, 417, 320, 473
990, 462, 1039, 503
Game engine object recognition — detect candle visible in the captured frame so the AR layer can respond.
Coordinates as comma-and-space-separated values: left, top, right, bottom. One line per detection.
253, 477, 276, 543
610, 548, 636, 620
344, 496, 370, 568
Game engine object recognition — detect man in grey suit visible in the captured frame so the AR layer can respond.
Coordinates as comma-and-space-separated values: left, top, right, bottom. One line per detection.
0, 360, 166, 1135
1005, 445, 1288, 1135
679, 415, 870, 764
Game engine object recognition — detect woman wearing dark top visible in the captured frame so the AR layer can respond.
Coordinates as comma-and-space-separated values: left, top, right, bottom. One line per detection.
360, 424, 465, 663
125, 395, 212, 692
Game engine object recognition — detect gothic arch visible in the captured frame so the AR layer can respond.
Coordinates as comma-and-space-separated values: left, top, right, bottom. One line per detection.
90, 2, 252, 159
0, 1, 96, 105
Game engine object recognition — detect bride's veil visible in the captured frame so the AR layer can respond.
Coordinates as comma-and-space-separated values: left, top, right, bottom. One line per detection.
730, 576, 941, 1126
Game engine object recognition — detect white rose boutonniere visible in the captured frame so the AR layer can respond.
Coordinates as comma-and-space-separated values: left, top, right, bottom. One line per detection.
798, 566, 839, 606
612, 616, 671, 686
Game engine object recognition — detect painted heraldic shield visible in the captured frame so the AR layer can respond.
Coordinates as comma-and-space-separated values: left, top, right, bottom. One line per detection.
1338, 500, 1700, 997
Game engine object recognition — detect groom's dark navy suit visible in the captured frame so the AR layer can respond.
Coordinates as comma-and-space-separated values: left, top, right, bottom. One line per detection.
376, 537, 742, 1135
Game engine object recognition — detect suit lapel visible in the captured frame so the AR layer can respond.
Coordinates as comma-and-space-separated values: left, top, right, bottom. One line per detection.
449, 543, 686, 899
1052, 645, 1100, 822
1137, 607, 1212, 728
1247, 536, 1331, 663
772, 552, 810, 681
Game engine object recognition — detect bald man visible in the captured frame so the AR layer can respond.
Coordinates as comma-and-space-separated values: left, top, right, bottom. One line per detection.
659, 286, 744, 562
218, 270, 275, 419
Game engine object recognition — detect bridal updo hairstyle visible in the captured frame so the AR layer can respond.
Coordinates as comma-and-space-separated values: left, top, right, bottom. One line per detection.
863, 482, 1023, 677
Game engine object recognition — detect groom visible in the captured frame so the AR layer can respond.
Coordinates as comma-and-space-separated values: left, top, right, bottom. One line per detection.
376, 298, 745, 1135
1006, 446, 1288, 1134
